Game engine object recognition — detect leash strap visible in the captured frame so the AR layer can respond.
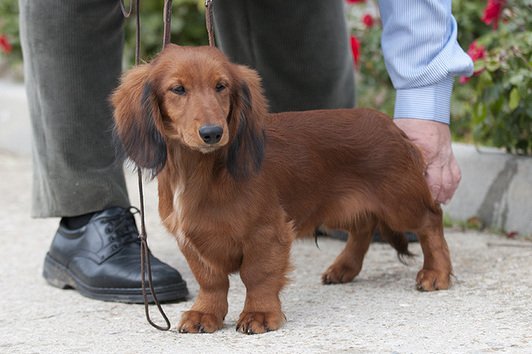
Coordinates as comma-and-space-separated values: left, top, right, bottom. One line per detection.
138, 0, 172, 332
122, 0, 217, 332
205, 0, 216, 46
137, 168, 171, 331
163, 0, 173, 47
121, 0, 172, 331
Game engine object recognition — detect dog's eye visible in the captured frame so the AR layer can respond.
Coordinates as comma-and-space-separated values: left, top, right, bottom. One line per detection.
170, 85, 186, 95
215, 83, 226, 92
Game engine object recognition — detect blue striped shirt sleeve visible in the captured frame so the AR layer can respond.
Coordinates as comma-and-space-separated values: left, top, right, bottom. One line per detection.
378, 0, 474, 124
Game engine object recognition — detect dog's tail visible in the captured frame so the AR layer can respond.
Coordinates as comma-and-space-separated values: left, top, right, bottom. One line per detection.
377, 223, 415, 264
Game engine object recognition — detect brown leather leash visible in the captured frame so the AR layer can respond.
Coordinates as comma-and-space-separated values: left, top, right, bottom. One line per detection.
120, 0, 216, 332
205, 0, 216, 46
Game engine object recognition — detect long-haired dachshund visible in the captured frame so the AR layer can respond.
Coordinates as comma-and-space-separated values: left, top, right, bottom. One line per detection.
112, 44, 452, 334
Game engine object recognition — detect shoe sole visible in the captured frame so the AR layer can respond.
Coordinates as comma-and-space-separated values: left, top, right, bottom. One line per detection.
43, 253, 188, 304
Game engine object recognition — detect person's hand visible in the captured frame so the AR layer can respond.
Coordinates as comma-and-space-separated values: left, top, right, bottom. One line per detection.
394, 119, 461, 204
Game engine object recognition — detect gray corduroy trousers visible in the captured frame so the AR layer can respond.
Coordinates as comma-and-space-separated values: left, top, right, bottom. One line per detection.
213, 0, 355, 113
19, 0, 354, 218
19, 0, 130, 217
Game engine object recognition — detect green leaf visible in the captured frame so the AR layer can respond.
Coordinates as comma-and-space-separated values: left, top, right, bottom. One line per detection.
474, 59, 486, 72
486, 57, 501, 72
478, 70, 493, 87
509, 70, 526, 86
509, 87, 520, 111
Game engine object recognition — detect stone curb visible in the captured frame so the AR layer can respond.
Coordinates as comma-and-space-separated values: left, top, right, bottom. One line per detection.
444, 143, 531, 236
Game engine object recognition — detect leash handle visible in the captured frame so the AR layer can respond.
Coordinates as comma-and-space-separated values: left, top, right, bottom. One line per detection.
140, 239, 171, 330
119, 0, 133, 18
138, 168, 171, 331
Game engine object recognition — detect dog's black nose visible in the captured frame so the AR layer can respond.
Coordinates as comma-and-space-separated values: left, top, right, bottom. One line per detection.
199, 125, 223, 144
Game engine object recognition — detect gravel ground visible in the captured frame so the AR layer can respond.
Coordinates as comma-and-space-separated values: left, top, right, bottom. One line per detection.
1, 153, 531, 353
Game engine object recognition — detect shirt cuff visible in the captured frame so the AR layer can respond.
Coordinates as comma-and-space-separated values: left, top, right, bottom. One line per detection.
393, 76, 454, 125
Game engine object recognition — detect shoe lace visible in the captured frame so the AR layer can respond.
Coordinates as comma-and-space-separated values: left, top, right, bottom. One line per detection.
105, 207, 141, 245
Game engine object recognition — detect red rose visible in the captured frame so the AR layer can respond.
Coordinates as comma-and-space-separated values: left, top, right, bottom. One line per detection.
0, 35, 12, 54
482, 0, 506, 29
459, 76, 470, 84
467, 41, 486, 62
350, 35, 360, 66
460, 41, 486, 83
362, 14, 374, 28
346, 0, 366, 4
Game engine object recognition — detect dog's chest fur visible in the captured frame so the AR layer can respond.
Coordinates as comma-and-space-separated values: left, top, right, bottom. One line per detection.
169, 182, 245, 274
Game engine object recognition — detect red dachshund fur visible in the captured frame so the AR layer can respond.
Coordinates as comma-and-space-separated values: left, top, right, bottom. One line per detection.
111, 45, 452, 334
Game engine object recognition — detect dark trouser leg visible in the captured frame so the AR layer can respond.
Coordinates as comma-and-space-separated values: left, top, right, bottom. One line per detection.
213, 0, 355, 113
19, 0, 129, 217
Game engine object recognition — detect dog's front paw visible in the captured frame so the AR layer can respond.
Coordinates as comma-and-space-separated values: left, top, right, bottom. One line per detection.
236, 311, 286, 335
416, 269, 451, 291
178, 311, 223, 333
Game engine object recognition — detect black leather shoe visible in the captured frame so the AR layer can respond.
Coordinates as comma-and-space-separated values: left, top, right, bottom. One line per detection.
43, 207, 188, 303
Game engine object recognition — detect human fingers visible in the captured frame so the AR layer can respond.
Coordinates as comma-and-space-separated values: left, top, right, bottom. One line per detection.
424, 159, 443, 203
438, 162, 454, 204
426, 145, 461, 204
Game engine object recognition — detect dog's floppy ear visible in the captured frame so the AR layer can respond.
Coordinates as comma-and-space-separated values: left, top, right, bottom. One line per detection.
226, 65, 267, 180
111, 64, 167, 178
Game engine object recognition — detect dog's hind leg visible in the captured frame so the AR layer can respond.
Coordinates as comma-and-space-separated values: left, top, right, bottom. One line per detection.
321, 214, 377, 284
414, 206, 452, 291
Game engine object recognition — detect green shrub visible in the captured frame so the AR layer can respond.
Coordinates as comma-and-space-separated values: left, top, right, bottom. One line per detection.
457, 0, 531, 155
346, 0, 531, 155
0, 0, 22, 78
345, 4, 395, 115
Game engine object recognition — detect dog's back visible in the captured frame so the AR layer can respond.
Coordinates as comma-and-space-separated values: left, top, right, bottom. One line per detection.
262, 108, 435, 237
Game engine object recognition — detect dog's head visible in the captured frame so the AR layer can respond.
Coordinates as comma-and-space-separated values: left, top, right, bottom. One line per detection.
111, 44, 266, 179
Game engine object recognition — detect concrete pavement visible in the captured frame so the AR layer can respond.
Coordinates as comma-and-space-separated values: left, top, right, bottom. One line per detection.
0, 153, 531, 353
